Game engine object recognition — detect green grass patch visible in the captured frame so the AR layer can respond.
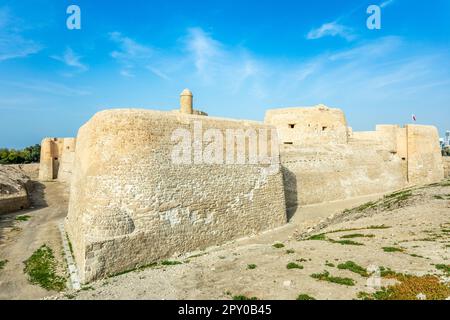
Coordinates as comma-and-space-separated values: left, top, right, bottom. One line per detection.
340, 233, 375, 239
296, 294, 316, 300
310, 271, 355, 286
435, 264, 450, 276
307, 233, 326, 241
15, 215, 31, 222
0, 259, 8, 270
329, 239, 364, 246
337, 261, 368, 277
23, 245, 66, 291
382, 247, 404, 253
272, 243, 285, 248
232, 295, 258, 300
161, 260, 182, 266
247, 264, 257, 270
286, 262, 303, 270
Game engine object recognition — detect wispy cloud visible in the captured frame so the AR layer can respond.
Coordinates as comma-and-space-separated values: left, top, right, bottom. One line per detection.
306, 21, 356, 41
51, 47, 88, 72
1, 80, 91, 96
380, 0, 395, 8
0, 7, 42, 62
109, 31, 154, 77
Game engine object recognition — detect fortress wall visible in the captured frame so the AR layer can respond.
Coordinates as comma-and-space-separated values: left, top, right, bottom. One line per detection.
265, 105, 348, 146
407, 125, 444, 184
38, 138, 76, 182
267, 104, 445, 206
281, 144, 406, 206
443, 157, 450, 178
66, 109, 287, 283
57, 138, 76, 183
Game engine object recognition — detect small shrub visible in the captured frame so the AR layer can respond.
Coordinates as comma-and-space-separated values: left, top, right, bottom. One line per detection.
0, 259, 8, 270
296, 294, 316, 300
310, 271, 355, 286
161, 260, 182, 266
15, 215, 31, 222
435, 264, 450, 276
340, 234, 374, 239
286, 249, 295, 254
307, 234, 326, 241
382, 247, 404, 253
232, 295, 258, 300
337, 261, 368, 277
247, 264, 257, 270
287, 262, 303, 270
272, 243, 285, 249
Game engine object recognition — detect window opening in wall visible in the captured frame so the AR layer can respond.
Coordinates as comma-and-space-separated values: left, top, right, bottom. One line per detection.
284, 142, 293, 145
289, 124, 295, 129
322, 126, 327, 131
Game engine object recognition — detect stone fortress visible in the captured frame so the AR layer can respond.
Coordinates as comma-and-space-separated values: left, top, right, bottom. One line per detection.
38, 90, 446, 283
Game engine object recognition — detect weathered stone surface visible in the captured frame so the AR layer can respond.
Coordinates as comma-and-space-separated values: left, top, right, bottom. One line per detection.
266, 106, 445, 206
443, 157, 450, 178
38, 137, 76, 183
66, 109, 287, 283
0, 165, 33, 215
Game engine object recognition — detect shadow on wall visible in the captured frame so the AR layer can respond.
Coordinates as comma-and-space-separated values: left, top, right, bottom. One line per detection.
281, 166, 298, 222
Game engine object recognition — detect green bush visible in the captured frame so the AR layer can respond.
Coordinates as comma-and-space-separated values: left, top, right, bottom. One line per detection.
0, 144, 40, 164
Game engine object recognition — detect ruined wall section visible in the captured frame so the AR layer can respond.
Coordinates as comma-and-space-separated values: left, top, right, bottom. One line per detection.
66, 109, 287, 283
57, 138, 76, 183
38, 137, 76, 182
265, 105, 348, 146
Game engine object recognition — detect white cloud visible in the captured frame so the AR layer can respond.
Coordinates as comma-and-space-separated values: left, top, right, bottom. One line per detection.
306, 22, 355, 41
51, 47, 88, 72
0, 7, 42, 62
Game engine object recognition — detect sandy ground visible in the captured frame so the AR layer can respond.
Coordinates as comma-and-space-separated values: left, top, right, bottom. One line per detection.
0, 181, 69, 299
0, 179, 449, 300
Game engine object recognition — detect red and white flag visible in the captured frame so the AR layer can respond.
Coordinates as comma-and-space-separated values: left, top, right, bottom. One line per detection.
412, 114, 417, 122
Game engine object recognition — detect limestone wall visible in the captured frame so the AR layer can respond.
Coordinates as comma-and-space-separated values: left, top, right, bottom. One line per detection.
265, 105, 348, 146
57, 138, 76, 183
66, 109, 287, 283
406, 125, 444, 184
443, 157, 450, 178
281, 144, 406, 206
38, 137, 76, 182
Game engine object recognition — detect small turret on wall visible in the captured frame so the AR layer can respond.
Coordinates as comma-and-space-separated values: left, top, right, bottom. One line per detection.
180, 88, 193, 114
177, 89, 208, 116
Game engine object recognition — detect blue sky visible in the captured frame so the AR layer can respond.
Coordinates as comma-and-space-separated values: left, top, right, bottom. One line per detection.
0, 0, 449, 148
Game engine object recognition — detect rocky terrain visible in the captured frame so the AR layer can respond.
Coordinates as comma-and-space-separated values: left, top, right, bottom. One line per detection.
0, 165, 36, 215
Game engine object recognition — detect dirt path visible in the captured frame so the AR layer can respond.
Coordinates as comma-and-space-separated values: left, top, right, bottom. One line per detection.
0, 181, 69, 300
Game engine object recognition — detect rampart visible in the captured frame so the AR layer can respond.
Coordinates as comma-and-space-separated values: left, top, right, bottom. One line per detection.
65, 109, 287, 283
266, 105, 444, 207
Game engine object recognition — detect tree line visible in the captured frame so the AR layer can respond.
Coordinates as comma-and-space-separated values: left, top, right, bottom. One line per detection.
0, 145, 41, 164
